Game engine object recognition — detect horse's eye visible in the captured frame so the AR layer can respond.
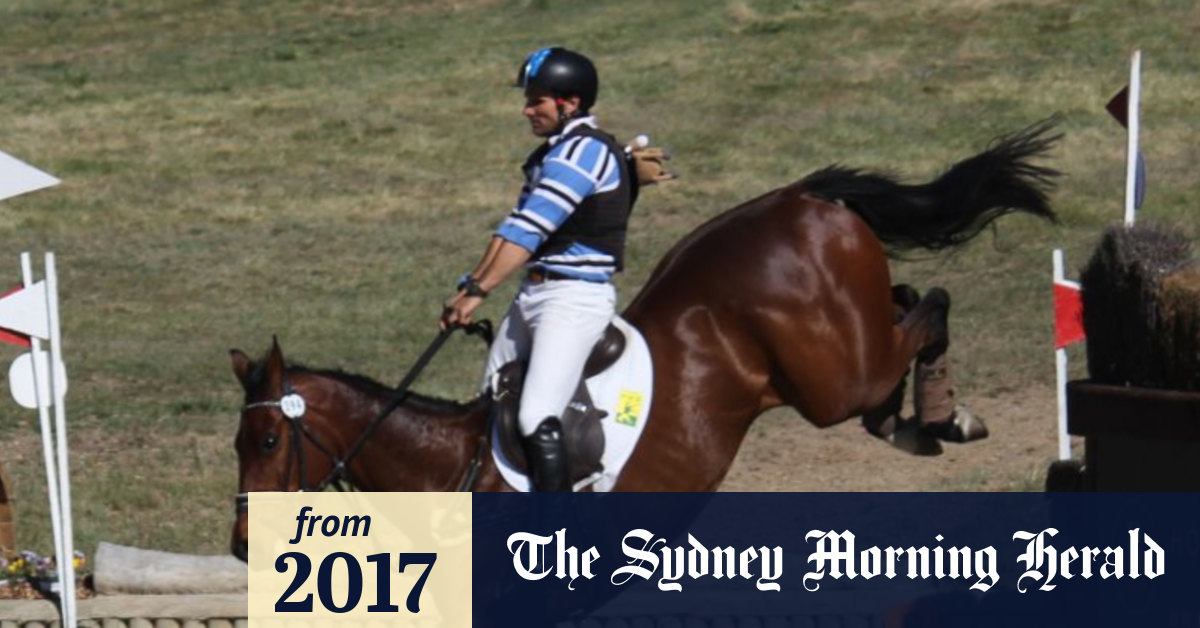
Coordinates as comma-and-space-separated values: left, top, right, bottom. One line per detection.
262, 434, 279, 452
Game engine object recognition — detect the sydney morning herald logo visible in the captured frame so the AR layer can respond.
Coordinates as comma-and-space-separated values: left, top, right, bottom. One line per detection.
505, 527, 1164, 593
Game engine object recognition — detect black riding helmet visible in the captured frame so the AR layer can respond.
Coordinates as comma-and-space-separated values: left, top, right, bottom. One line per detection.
515, 47, 599, 112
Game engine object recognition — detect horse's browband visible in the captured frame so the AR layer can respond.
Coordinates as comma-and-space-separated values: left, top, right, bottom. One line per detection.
243, 393, 306, 419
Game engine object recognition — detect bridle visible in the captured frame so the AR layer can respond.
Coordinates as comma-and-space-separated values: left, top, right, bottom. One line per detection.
234, 322, 493, 516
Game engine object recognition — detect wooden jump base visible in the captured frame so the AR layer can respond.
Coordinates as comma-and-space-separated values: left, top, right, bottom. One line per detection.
1052, 379, 1200, 491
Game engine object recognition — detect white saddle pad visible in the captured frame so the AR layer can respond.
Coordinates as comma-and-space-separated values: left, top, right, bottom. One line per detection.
491, 316, 654, 492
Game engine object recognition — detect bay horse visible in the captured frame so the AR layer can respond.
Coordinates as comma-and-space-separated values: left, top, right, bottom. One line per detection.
229, 120, 1059, 559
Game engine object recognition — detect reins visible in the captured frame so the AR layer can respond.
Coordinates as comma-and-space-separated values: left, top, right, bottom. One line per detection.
312, 320, 493, 492
236, 321, 493, 510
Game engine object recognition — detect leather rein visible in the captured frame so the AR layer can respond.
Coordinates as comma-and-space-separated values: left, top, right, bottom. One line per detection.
234, 322, 493, 515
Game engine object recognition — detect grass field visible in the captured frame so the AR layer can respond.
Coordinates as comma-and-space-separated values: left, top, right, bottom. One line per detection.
0, 0, 1196, 556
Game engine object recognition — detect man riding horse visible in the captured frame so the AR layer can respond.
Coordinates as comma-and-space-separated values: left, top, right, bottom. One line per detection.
437, 47, 980, 492
439, 47, 635, 492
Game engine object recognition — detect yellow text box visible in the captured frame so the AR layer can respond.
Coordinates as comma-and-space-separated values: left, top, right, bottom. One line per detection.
248, 492, 472, 627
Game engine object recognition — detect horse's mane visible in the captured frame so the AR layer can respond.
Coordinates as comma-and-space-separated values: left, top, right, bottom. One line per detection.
244, 357, 479, 416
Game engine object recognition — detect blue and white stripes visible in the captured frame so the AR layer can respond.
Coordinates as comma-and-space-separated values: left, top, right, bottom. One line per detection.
496, 116, 623, 281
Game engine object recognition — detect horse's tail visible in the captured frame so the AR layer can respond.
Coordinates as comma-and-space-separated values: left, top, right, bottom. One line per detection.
799, 118, 1062, 255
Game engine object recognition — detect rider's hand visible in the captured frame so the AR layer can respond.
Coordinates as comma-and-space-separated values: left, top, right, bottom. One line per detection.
631, 146, 678, 185
440, 292, 485, 330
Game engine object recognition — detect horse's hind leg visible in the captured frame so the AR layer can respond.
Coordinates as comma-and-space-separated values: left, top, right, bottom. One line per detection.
862, 285, 919, 435
911, 288, 989, 444
862, 285, 943, 455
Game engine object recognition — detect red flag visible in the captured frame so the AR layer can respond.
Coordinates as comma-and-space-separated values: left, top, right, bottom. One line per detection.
1054, 282, 1084, 349
1106, 86, 1130, 128
0, 285, 31, 348
1106, 85, 1147, 209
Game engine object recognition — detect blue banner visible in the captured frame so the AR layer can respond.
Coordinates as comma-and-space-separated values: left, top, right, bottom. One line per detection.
473, 493, 1200, 627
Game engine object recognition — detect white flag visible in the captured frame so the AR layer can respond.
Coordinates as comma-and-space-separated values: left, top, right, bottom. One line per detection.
0, 281, 50, 340
0, 150, 60, 203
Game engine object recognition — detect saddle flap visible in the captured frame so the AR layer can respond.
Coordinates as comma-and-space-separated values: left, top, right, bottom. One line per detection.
492, 363, 606, 484
493, 362, 527, 469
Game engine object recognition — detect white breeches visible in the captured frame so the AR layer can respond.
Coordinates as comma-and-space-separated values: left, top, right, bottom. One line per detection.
483, 278, 617, 436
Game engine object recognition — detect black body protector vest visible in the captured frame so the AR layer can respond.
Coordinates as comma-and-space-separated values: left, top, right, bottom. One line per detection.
524, 125, 637, 272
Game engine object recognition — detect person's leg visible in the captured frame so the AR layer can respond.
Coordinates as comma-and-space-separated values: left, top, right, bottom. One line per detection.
518, 280, 616, 491
480, 291, 532, 396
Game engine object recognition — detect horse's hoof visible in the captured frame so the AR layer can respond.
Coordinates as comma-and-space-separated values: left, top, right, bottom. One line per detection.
891, 421, 945, 456
923, 405, 989, 443
862, 411, 898, 439
869, 416, 943, 456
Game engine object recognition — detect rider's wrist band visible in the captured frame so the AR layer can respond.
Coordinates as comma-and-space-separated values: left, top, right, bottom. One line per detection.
463, 278, 489, 298
456, 272, 472, 290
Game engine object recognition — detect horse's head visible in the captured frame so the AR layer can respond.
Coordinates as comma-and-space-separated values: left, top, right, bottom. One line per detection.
227, 336, 500, 559
228, 338, 346, 560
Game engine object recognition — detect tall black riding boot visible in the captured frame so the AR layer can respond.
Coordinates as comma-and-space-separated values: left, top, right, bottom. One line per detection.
525, 417, 570, 492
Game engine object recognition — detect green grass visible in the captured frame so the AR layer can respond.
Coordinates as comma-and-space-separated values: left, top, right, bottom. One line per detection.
0, 0, 1196, 555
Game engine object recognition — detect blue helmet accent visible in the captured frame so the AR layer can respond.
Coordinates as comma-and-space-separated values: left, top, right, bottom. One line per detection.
523, 47, 554, 83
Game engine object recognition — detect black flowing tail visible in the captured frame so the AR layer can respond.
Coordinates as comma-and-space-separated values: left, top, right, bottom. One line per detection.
800, 118, 1062, 255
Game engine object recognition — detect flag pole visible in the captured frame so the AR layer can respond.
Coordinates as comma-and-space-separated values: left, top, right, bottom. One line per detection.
45, 253, 76, 626
21, 253, 68, 624
1053, 249, 1073, 461
1123, 49, 1141, 226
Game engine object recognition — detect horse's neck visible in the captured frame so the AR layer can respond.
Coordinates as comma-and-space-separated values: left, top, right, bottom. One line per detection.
330, 383, 488, 492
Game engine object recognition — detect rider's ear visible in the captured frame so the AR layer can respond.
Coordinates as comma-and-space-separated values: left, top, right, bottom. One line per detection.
230, 349, 252, 388
561, 95, 582, 116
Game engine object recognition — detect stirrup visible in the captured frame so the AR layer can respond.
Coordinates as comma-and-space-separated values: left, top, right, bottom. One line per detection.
524, 417, 570, 492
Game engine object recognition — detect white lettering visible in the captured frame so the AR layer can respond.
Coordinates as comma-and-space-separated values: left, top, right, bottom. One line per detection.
611, 528, 662, 586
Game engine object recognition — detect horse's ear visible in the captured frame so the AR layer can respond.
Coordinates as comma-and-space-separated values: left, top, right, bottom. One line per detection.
230, 349, 253, 388
266, 335, 285, 392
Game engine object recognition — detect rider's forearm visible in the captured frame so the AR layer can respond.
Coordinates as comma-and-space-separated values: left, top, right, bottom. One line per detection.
474, 239, 532, 293
470, 235, 505, 278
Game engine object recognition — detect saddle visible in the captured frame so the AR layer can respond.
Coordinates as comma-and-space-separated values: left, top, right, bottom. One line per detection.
492, 324, 627, 485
